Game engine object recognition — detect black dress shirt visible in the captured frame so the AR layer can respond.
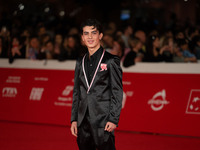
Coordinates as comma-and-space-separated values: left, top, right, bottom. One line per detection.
84, 46, 103, 85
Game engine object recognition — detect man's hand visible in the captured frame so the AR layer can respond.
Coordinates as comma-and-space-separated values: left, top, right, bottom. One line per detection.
71, 121, 78, 137
104, 122, 117, 132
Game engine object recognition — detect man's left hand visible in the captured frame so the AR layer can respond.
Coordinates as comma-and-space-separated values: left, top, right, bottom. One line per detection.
104, 122, 117, 132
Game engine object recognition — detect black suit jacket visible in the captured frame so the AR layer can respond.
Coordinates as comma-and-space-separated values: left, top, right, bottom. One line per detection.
71, 49, 123, 132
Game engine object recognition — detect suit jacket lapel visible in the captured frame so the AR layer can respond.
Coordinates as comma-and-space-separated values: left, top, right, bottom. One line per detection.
82, 54, 89, 89
82, 49, 105, 94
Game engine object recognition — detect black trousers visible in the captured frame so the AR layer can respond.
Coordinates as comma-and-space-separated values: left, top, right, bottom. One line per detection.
77, 115, 116, 150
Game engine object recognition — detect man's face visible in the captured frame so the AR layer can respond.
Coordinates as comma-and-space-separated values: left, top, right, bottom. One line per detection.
81, 26, 103, 50
30, 38, 39, 49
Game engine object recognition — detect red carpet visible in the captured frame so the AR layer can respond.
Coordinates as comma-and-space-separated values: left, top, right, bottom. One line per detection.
0, 121, 200, 150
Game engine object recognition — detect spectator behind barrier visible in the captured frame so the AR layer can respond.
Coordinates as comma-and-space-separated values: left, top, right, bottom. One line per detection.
176, 38, 197, 62
134, 30, 147, 53
121, 24, 133, 48
0, 36, 8, 58
9, 36, 26, 63
123, 37, 144, 67
144, 34, 173, 62
54, 33, 63, 59
0, 10, 200, 64
193, 36, 200, 59
102, 34, 123, 58
27, 36, 40, 60
39, 40, 55, 60
58, 35, 79, 61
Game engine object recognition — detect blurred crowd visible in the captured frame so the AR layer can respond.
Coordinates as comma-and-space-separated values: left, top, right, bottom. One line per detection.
0, 15, 200, 67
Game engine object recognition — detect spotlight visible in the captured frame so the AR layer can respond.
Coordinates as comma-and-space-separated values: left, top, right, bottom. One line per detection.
44, 7, 50, 13
59, 11, 65, 17
18, 3, 24, 11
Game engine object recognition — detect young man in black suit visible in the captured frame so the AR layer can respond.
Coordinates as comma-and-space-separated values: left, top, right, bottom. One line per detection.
70, 19, 123, 150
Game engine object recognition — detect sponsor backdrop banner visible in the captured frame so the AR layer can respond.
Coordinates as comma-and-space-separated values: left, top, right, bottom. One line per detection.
1, 67, 200, 137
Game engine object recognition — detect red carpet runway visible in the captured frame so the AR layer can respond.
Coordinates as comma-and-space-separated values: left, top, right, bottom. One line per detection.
0, 121, 200, 150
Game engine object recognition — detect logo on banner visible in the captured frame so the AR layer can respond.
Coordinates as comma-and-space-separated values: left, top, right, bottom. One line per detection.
186, 89, 200, 115
122, 91, 134, 108
148, 89, 169, 111
29, 88, 44, 101
55, 85, 74, 107
2, 87, 17, 97
34, 77, 48, 81
62, 85, 73, 96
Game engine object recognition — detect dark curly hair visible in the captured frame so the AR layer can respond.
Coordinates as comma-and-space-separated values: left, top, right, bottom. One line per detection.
80, 19, 102, 35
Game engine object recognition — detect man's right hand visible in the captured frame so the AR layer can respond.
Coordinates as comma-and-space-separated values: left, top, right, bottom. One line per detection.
70, 121, 78, 137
